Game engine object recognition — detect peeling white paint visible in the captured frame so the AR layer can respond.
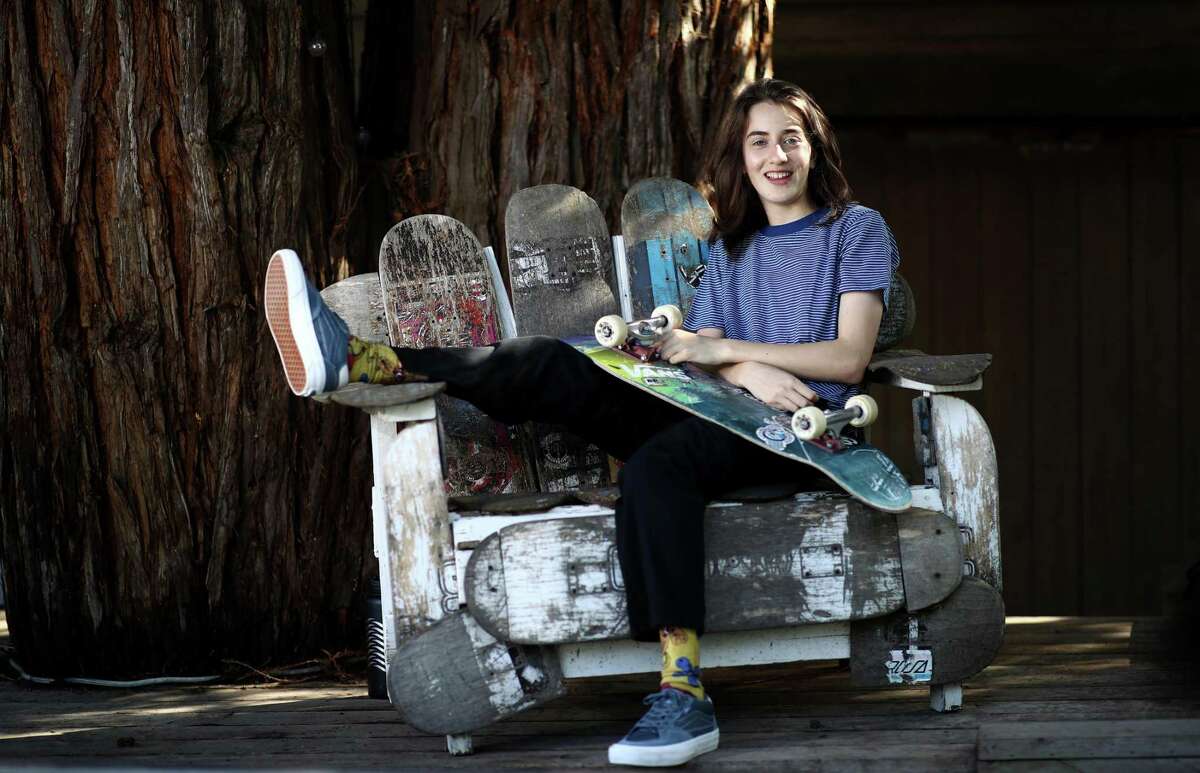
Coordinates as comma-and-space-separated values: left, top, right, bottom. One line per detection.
931, 396, 1002, 589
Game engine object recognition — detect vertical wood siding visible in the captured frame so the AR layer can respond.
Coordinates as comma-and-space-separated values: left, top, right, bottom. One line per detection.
840, 129, 1198, 615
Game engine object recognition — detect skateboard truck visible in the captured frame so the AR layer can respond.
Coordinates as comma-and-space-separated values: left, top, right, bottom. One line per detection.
594, 305, 684, 361
792, 395, 878, 441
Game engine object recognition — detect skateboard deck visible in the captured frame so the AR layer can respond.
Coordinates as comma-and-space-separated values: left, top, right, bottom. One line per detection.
620, 177, 713, 319
505, 184, 615, 491
850, 575, 1005, 687
877, 271, 917, 351
386, 610, 566, 735
564, 335, 912, 511
380, 215, 535, 495
465, 502, 961, 645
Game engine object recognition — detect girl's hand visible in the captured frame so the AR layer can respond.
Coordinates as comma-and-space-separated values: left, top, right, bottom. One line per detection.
726, 361, 819, 412
656, 330, 728, 366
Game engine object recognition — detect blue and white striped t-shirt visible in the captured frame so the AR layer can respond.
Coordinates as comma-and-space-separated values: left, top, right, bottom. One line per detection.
683, 204, 900, 408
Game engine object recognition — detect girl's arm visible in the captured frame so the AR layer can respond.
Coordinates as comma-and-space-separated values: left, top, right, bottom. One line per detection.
662, 290, 884, 384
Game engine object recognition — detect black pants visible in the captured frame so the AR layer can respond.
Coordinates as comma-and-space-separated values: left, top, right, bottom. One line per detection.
399, 337, 827, 642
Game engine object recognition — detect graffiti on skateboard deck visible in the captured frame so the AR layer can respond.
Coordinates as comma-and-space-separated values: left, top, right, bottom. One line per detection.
850, 576, 1004, 687
465, 501, 961, 645
380, 215, 535, 495
505, 184, 614, 491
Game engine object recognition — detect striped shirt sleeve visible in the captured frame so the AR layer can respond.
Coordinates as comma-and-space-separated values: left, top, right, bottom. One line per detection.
836, 208, 900, 306
683, 238, 727, 332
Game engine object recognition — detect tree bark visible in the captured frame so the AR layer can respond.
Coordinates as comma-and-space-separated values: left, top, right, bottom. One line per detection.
0, 0, 772, 677
361, 0, 774, 254
0, 0, 372, 676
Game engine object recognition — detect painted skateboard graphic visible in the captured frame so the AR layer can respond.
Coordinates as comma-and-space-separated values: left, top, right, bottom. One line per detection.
567, 311, 912, 511
850, 575, 1004, 687
386, 609, 566, 734
465, 501, 961, 645
380, 215, 535, 495
505, 184, 614, 491
620, 177, 713, 318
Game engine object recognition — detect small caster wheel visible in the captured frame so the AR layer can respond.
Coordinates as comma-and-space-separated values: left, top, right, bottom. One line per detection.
846, 394, 878, 427
595, 315, 628, 348
792, 405, 826, 441
651, 304, 683, 332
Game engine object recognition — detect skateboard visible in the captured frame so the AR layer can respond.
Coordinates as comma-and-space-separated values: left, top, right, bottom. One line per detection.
620, 177, 713, 318
850, 576, 1005, 687
567, 307, 912, 511
386, 609, 566, 735
505, 184, 614, 491
465, 501, 962, 644
380, 215, 535, 495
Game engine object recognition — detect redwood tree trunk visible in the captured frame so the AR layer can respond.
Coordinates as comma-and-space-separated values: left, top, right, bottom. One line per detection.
0, 0, 773, 677
0, 1, 372, 676
363, 0, 774, 253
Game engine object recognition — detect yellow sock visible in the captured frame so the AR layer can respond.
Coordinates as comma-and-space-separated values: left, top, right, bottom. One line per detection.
659, 627, 704, 700
348, 337, 405, 385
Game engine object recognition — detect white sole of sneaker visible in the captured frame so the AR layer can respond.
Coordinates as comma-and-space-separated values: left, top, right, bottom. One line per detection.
264, 249, 324, 396
607, 729, 719, 767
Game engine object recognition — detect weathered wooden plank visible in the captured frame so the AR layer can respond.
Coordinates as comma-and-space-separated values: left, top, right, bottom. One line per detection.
1130, 139, 1181, 612
448, 491, 578, 514
466, 503, 959, 644
375, 416, 455, 642
1181, 137, 1200, 614
1030, 149, 1082, 613
318, 272, 387, 343
980, 760, 1200, 773
979, 719, 1200, 761
975, 139, 1033, 615
930, 394, 1002, 590
930, 146, 982, 366
559, 623, 853, 679
850, 577, 1005, 687
386, 611, 565, 735
1078, 137, 1134, 615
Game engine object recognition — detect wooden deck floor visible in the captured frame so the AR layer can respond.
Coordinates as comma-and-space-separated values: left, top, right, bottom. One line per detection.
2, 615, 1198, 770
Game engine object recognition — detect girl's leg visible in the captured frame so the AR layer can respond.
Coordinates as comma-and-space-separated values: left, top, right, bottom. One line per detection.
396, 336, 687, 461
615, 416, 828, 641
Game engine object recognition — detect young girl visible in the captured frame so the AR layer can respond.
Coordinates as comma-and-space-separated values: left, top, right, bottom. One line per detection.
265, 78, 898, 767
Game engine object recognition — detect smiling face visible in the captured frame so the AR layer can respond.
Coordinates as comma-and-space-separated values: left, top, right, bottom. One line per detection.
742, 100, 817, 225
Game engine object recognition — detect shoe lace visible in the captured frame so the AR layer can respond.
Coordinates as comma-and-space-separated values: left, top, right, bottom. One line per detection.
633, 689, 688, 731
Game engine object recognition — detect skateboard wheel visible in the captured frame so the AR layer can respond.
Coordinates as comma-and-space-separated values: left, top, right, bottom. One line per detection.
651, 304, 684, 332
595, 315, 628, 348
792, 405, 826, 441
847, 394, 878, 428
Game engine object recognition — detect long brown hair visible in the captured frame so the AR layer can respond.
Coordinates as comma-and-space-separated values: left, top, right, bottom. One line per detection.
699, 79, 852, 254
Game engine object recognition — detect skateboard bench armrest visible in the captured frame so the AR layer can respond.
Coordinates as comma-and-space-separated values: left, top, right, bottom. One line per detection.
867, 350, 992, 394
312, 381, 445, 412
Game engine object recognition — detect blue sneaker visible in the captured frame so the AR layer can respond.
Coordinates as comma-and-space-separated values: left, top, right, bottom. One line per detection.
608, 688, 719, 767
264, 249, 350, 396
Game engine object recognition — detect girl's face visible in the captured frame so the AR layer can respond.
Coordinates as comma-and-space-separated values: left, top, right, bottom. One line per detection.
741, 101, 817, 225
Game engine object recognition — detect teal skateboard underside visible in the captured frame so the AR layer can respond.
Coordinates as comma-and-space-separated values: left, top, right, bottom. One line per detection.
565, 336, 912, 512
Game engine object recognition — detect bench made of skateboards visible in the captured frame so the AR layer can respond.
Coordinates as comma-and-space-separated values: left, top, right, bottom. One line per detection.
308, 181, 1002, 754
